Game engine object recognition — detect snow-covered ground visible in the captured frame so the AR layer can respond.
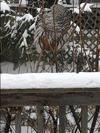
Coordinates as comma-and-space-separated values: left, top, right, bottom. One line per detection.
1, 72, 100, 89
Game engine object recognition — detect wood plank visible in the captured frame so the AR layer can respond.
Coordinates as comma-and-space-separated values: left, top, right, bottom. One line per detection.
81, 106, 88, 133
15, 111, 21, 133
1, 92, 100, 106
1, 87, 100, 94
37, 105, 44, 133
59, 105, 66, 133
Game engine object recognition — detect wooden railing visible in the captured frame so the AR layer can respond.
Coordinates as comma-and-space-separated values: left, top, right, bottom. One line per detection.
1, 87, 100, 133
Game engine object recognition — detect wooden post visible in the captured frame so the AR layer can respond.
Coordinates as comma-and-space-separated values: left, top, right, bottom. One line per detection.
15, 112, 21, 133
37, 105, 44, 133
81, 106, 88, 133
59, 105, 66, 133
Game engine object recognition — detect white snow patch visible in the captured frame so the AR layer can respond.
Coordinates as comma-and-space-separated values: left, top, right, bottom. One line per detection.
16, 16, 22, 21
22, 13, 34, 22
73, 3, 94, 14
73, 7, 80, 14
80, 3, 94, 13
0, 1, 10, 13
16, 14, 34, 22
5, 20, 11, 28
22, 30, 28, 38
37, 8, 41, 13
1, 72, 100, 89
70, 21, 80, 34
67, 113, 75, 124
30, 113, 37, 120
58, 0, 68, 7
20, 30, 28, 48
75, 26, 80, 34
20, 38, 28, 48
29, 16, 38, 31
24, 106, 31, 110
29, 23, 36, 31
19, 0, 28, 5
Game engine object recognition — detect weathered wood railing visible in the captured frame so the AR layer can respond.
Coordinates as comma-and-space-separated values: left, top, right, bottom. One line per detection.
0, 72, 100, 133
1, 87, 100, 133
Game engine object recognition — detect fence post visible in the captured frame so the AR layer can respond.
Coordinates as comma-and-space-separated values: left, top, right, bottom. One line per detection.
15, 111, 21, 133
37, 105, 44, 133
59, 105, 66, 133
81, 106, 88, 133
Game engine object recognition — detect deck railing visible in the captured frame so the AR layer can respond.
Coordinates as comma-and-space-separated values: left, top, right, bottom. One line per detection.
1, 87, 100, 133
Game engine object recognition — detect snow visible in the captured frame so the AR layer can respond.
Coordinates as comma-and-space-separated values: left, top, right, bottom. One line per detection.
30, 113, 37, 120
36, 8, 51, 14
22, 30, 28, 38
1, 72, 100, 89
73, 7, 80, 14
5, 20, 11, 28
16, 14, 34, 22
29, 16, 38, 31
24, 106, 30, 110
67, 113, 75, 124
20, 38, 28, 48
16, 16, 22, 21
58, 0, 68, 7
20, 30, 29, 48
80, 3, 94, 12
75, 25, 80, 34
73, 3, 94, 14
70, 21, 80, 34
22, 13, 34, 22
29, 23, 36, 31
0, 1, 10, 13
19, 0, 28, 5
36, 8, 41, 13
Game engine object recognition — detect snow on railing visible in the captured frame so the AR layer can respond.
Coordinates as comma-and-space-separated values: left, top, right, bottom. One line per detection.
1, 72, 100, 89
1, 72, 100, 133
